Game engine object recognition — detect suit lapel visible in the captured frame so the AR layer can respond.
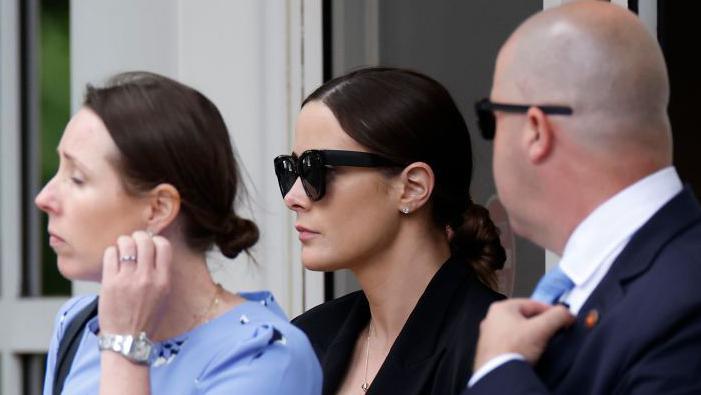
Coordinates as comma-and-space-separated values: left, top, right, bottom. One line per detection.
368, 257, 473, 395
537, 188, 701, 387
536, 287, 623, 387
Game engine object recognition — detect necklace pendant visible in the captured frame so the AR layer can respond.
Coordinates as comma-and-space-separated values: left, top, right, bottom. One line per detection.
361, 382, 370, 392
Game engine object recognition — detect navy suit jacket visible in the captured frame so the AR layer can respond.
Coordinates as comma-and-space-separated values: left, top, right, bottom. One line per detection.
466, 188, 701, 395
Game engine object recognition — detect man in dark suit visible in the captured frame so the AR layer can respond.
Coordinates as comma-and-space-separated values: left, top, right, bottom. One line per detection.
465, 1, 701, 394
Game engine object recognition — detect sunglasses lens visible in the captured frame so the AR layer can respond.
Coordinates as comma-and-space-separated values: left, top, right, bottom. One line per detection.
274, 156, 298, 197
299, 152, 326, 201
477, 108, 496, 140
475, 99, 496, 140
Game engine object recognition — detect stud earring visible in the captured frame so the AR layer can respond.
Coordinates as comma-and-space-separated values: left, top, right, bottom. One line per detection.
400, 207, 410, 214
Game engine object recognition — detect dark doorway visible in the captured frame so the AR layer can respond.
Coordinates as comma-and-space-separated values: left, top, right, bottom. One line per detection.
658, 2, 701, 196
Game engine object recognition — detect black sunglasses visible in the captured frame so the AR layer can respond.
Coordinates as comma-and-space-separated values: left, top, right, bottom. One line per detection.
274, 149, 403, 201
474, 98, 573, 140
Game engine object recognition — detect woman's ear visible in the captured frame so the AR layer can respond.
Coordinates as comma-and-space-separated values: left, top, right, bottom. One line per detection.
146, 183, 181, 234
397, 162, 434, 214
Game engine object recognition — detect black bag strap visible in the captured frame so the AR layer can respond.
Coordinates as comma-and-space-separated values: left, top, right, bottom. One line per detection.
53, 297, 98, 395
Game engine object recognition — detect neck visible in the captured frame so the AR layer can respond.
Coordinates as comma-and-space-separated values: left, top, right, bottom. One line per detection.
150, 241, 221, 340
352, 226, 450, 348
539, 156, 669, 254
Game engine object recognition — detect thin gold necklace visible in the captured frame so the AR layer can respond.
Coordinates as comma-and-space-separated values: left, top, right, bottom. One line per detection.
361, 321, 373, 392
189, 283, 222, 332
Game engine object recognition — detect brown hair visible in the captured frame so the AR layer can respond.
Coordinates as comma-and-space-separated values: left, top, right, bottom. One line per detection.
303, 67, 505, 288
84, 71, 258, 259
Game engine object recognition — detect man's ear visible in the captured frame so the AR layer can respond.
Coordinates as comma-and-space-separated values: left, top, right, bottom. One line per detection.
397, 162, 434, 214
146, 183, 181, 234
524, 106, 554, 164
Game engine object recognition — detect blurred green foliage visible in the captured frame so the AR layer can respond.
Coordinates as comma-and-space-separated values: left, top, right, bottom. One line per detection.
40, 0, 70, 295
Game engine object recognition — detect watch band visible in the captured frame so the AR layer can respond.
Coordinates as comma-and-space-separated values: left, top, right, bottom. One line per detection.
97, 331, 155, 365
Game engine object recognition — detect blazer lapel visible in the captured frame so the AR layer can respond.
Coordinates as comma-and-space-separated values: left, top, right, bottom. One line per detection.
368, 257, 474, 395
321, 295, 370, 395
537, 188, 701, 387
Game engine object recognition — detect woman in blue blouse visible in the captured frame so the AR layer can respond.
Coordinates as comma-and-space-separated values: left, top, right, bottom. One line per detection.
37, 71, 321, 394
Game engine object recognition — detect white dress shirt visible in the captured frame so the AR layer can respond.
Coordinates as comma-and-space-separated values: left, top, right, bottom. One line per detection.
468, 166, 683, 387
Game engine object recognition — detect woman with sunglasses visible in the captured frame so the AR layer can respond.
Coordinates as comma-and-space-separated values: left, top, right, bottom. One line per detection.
275, 67, 506, 395
38, 72, 321, 394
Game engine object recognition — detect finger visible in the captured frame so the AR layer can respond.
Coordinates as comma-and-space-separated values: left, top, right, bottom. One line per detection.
102, 246, 119, 281
489, 298, 528, 312
490, 299, 548, 317
116, 235, 138, 271
519, 300, 554, 318
528, 305, 575, 338
132, 230, 156, 273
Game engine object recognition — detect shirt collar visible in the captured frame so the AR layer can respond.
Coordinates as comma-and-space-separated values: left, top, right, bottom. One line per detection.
559, 167, 683, 286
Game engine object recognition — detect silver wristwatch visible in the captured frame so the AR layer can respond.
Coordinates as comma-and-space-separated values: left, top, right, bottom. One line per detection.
97, 332, 155, 365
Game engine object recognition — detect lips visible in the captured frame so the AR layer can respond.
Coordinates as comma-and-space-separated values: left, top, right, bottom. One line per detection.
48, 230, 66, 248
295, 225, 320, 242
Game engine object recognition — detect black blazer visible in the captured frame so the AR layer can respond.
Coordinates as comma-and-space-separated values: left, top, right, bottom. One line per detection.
293, 256, 504, 395
466, 188, 701, 394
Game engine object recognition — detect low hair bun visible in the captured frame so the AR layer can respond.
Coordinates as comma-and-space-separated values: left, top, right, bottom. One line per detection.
215, 214, 260, 259
449, 203, 506, 289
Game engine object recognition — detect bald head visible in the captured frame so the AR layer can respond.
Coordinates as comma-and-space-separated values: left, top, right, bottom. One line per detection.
494, 1, 671, 161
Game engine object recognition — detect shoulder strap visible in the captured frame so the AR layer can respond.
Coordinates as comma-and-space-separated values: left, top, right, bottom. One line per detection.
53, 297, 98, 395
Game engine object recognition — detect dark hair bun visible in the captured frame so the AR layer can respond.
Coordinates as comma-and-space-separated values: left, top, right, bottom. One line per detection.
450, 203, 506, 289
215, 214, 260, 259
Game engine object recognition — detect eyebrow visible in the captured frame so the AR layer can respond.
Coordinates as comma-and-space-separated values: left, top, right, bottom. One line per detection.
58, 149, 91, 173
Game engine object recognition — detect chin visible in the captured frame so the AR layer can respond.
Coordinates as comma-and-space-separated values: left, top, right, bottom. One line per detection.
505, 209, 535, 241
301, 249, 346, 272
56, 257, 101, 282
301, 258, 336, 272
507, 218, 526, 239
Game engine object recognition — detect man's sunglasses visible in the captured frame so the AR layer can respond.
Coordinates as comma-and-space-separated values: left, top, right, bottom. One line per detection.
274, 149, 403, 201
474, 98, 573, 140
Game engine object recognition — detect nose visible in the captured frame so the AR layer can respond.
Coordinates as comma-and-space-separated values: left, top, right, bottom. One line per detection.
35, 175, 59, 215
283, 177, 311, 212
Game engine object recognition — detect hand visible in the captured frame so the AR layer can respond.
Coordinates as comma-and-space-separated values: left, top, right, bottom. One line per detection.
99, 231, 173, 337
473, 298, 575, 371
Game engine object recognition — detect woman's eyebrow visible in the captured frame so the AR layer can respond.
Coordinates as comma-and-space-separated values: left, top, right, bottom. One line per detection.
58, 149, 91, 173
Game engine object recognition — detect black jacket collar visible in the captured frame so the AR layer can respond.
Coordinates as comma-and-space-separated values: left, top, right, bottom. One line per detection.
322, 255, 482, 394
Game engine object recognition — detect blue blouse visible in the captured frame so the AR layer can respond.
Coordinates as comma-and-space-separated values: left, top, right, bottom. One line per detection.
43, 292, 322, 394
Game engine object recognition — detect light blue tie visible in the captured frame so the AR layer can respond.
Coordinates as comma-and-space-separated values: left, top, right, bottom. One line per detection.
531, 266, 575, 305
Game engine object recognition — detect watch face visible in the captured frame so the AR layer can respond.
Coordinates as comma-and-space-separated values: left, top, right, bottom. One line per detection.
127, 332, 154, 363
130, 339, 153, 362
